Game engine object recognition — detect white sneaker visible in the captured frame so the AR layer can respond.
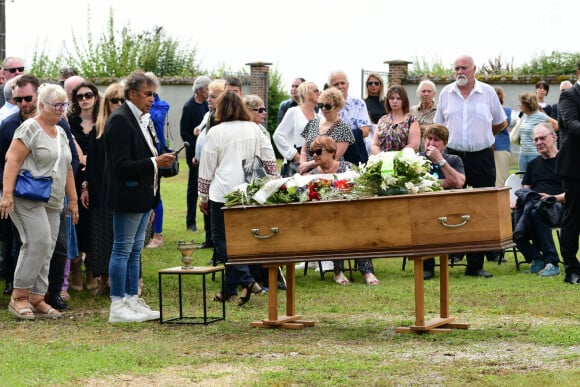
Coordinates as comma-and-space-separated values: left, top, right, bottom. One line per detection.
315, 261, 334, 272
125, 295, 160, 321
108, 299, 149, 323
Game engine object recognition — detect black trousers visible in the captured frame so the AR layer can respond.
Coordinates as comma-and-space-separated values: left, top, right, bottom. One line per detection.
447, 147, 496, 272
47, 209, 67, 296
186, 164, 199, 230
560, 180, 580, 275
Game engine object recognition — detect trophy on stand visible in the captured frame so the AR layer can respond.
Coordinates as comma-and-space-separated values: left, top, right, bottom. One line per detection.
177, 240, 198, 269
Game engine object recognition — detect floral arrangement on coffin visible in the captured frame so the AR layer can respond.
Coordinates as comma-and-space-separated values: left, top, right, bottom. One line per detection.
223, 148, 442, 206
354, 148, 443, 196
224, 171, 359, 206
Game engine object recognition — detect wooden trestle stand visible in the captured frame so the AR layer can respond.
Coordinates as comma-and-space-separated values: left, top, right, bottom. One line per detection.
250, 263, 314, 329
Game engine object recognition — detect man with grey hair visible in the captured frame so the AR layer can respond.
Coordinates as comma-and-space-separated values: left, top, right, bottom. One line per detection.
410, 79, 438, 151
0, 77, 19, 124
180, 75, 211, 234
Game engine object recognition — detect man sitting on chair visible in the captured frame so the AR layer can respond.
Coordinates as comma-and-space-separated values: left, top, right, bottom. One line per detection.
421, 124, 466, 280
515, 122, 564, 277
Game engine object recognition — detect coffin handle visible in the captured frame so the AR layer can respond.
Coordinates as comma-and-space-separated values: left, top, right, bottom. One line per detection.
438, 215, 470, 228
251, 227, 279, 239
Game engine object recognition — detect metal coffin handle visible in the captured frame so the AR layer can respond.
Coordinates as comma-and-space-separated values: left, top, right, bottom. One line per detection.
251, 227, 279, 239
438, 215, 470, 228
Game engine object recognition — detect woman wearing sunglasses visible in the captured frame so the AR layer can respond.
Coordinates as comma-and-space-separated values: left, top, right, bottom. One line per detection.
364, 73, 387, 157
243, 94, 271, 140
299, 87, 355, 174
307, 136, 379, 286
371, 85, 420, 154
68, 81, 101, 292
79, 82, 125, 297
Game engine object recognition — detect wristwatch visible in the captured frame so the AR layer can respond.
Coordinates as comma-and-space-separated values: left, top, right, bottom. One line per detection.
437, 159, 447, 167
81, 181, 88, 189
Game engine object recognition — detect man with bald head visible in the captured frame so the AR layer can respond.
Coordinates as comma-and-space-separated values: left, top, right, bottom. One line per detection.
328, 70, 371, 165
435, 55, 508, 278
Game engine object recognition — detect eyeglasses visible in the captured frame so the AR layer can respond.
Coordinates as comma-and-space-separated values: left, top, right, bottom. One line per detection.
317, 103, 334, 111
533, 134, 550, 142
110, 98, 125, 104
76, 92, 94, 101
309, 148, 324, 157
252, 107, 267, 113
14, 96, 33, 103
454, 66, 470, 71
51, 102, 70, 111
4, 67, 24, 74
367, 81, 380, 86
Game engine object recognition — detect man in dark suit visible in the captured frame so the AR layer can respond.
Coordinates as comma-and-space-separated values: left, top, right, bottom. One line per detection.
555, 61, 580, 285
180, 75, 210, 233
103, 71, 176, 322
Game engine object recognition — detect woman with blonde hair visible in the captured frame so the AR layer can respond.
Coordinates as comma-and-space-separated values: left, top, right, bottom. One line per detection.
273, 81, 321, 176
299, 87, 355, 174
2, 83, 77, 319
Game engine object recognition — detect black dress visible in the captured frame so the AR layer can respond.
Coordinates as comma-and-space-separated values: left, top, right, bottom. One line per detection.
68, 115, 91, 253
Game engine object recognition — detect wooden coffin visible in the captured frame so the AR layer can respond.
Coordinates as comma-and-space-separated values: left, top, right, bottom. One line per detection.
223, 187, 513, 265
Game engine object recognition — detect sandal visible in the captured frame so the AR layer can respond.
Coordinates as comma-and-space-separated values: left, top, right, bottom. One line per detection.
334, 272, 350, 286
8, 297, 35, 320
213, 293, 236, 303
364, 273, 379, 286
29, 299, 61, 319
238, 282, 261, 306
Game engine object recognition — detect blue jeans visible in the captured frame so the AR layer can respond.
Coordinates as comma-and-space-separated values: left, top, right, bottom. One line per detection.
514, 207, 560, 265
209, 200, 255, 297
109, 211, 150, 298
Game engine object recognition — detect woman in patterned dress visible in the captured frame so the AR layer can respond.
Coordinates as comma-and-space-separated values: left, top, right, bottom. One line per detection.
298, 87, 355, 174
371, 85, 420, 154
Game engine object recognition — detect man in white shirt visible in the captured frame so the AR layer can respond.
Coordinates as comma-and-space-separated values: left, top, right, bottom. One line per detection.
435, 55, 508, 278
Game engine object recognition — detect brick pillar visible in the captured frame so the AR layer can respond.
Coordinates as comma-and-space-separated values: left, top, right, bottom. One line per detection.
384, 59, 412, 86
246, 61, 272, 109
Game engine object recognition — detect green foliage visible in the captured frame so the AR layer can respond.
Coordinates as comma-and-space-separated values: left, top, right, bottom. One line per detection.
408, 55, 453, 77
267, 67, 288, 131
409, 52, 580, 77
29, 8, 199, 79
518, 51, 580, 75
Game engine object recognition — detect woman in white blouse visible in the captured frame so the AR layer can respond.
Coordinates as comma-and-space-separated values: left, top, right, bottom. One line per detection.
273, 81, 320, 176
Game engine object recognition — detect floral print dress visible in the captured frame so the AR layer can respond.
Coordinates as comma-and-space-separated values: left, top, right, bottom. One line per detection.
375, 114, 417, 151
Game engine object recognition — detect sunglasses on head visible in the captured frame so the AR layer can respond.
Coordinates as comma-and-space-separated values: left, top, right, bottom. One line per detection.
76, 92, 94, 101
317, 103, 333, 111
4, 67, 24, 74
367, 81, 380, 86
310, 148, 324, 157
252, 107, 267, 113
110, 97, 125, 104
14, 95, 33, 103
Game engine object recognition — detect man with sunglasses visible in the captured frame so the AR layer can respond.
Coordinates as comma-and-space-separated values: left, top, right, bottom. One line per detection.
0, 74, 79, 307
0, 57, 25, 107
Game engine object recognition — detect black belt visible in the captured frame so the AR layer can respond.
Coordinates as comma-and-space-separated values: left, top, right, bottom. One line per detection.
447, 147, 492, 158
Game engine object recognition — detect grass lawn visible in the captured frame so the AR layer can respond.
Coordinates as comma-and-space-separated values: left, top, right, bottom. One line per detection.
0, 168, 579, 386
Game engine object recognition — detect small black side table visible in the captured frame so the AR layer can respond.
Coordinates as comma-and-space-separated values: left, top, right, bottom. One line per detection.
158, 266, 225, 324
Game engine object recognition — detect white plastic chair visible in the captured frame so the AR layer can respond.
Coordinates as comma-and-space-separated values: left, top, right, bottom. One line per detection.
505, 172, 524, 208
